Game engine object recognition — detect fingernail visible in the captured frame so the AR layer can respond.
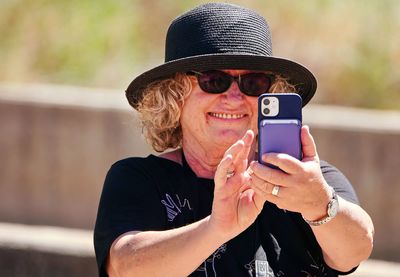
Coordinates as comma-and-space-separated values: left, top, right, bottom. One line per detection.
262, 153, 268, 162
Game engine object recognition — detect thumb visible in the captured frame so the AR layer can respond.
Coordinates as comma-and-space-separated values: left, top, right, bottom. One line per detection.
301, 125, 318, 160
237, 189, 259, 227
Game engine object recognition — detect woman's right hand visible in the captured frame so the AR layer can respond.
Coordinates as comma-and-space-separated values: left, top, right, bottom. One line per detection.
209, 130, 262, 240
107, 130, 264, 277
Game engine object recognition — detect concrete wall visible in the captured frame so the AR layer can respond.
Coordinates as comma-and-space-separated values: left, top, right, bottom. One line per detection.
0, 84, 399, 262
0, 222, 96, 276
303, 106, 400, 261
1, 222, 399, 277
0, 84, 153, 230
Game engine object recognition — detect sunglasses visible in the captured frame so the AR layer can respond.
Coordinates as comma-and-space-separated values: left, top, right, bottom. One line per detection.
188, 70, 274, 97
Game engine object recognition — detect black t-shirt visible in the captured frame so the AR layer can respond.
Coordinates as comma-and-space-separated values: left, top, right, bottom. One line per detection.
94, 155, 359, 277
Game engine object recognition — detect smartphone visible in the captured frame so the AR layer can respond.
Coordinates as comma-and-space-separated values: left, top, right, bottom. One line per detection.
258, 93, 302, 166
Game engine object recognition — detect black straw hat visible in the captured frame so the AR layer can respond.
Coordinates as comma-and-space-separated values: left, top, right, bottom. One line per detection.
126, 2, 317, 108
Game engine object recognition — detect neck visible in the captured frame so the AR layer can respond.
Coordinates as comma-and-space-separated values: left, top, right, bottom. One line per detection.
182, 138, 256, 179
182, 143, 223, 179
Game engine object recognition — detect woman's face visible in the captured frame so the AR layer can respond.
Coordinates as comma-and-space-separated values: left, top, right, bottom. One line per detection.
180, 69, 259, 151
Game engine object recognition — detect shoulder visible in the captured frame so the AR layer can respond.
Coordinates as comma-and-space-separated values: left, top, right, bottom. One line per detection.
109, 155, 176, 175
102, 156, 160, 195
112, 151, 182, 169
319, 160, 348, 180
105, 155, 182, 188
99, 156, 177, 215
158, 149, 182, 164
110, 155, 156, 170
320, 160, 359, 204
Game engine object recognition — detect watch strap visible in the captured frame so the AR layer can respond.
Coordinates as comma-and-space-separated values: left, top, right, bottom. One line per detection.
303, 190, 338, 226
303, 213, 334, 226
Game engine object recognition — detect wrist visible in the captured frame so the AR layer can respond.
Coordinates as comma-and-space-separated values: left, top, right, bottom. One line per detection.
204, 216, 233, 245
303, 188, 339, 226
302, 186, 332, 221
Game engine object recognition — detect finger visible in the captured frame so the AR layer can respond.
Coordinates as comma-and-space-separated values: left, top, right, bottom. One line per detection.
223, 130, 254, 173
251, 189, 266, 213
215, 154, 233, 189
241, 173, 266, 213
251, 182, 278, 207
242, 129, 255, 147
224, 139, 245, 160
232, 130, 254, 165
301, 125, 318, 160
249, 161, 293, 187
248, 170, 274, 194
251, 176, 286, 199
251, 179, 273, 196
261, 153, 303, 174
253, 184, 286, 203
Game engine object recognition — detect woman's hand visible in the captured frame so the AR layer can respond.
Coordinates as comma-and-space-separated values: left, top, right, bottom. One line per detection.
248, 125, 332, 220
209, 130, 262, 240
247, 125, 374, 271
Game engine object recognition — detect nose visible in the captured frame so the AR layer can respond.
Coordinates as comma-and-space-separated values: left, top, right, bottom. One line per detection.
224, 80, 243, 100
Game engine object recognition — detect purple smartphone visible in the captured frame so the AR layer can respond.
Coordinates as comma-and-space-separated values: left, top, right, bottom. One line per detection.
258, 93, 302, 166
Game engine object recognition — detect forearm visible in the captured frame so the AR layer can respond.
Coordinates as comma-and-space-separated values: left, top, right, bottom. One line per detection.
310, 197, 374, 272
108, 216, 227, 277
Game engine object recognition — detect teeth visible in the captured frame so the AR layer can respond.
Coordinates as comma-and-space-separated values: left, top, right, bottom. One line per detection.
210, 113, 245, 119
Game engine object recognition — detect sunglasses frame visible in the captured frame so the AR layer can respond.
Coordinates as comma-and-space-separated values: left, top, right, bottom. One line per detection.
187, 70, 275, 97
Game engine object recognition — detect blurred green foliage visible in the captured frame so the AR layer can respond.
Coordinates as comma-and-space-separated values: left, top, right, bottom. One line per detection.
1, 0, 399, 109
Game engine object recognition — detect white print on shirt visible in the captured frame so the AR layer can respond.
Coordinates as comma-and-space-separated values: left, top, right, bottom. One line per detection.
245, 259, 279, 277
196, 244, 227, 277
300, 251, 328, 277
160, 193, 192, 222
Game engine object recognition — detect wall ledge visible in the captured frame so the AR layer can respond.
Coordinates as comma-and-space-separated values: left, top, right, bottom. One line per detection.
1, 83, 399, 133
0, 222, 93, 257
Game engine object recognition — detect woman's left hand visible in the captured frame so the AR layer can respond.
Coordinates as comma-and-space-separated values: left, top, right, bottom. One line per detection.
249, 125, 374, 271
248, 125, 332, 220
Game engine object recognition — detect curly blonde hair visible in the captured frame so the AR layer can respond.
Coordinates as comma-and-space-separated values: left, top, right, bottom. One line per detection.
135, 72, 297, 152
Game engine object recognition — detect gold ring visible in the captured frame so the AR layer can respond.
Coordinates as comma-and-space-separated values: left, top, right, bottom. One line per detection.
271, 185, 280, 196
226, 170, 235, 178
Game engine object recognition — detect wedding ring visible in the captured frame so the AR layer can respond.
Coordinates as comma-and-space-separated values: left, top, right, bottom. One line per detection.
271, 185, 280, 196
226, 170, 235, 178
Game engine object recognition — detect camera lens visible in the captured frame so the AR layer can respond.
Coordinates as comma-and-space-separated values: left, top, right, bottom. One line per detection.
263, 108, 270, 115
263, 98, 270, 105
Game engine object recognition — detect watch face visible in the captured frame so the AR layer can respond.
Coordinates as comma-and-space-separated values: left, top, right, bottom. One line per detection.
328, 199, 339, 217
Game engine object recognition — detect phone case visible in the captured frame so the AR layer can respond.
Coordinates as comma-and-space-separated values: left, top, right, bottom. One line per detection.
258, 119, 302, 164
257, 93, 303, 165
257, 93, 302, 122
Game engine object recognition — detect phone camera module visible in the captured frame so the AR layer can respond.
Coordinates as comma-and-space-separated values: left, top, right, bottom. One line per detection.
263, 98, 270, 105
260, 96, 279, 117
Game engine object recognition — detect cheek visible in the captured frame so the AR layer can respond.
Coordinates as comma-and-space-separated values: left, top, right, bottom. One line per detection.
180, 93, 208, 125
250, 100, 259, 128
251, 118, 258, 136
183, 89, 220, 116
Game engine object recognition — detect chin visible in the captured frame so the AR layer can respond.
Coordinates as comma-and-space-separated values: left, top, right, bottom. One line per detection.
215, 129, 246, 145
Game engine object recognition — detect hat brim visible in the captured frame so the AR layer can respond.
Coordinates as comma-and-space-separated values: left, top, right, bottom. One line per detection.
126, 54, 317, 108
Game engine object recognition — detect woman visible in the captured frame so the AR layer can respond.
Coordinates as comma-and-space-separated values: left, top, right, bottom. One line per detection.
94, 3, 374, 277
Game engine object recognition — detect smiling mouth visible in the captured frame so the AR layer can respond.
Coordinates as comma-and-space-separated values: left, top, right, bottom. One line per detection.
208, 112, 246, 119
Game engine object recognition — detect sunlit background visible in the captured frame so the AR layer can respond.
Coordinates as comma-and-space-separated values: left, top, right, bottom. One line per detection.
1, 0, 399, 276
1, 0, 399, 108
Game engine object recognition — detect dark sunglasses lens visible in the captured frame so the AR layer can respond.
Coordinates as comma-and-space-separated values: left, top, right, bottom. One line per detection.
197, 71, 231, 93
240, 73, 272, 96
